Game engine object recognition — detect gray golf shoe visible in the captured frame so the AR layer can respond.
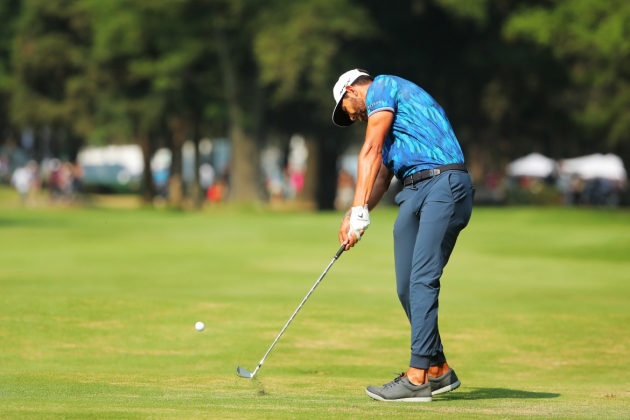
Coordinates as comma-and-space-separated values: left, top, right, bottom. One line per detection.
365, 373, 432, 402
429, 368, 461, 395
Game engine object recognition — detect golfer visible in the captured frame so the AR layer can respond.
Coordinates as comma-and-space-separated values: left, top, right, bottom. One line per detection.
333, 69, 474, 402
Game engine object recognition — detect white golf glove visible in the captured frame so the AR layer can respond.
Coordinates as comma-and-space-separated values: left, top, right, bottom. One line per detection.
348, 205, 370, 241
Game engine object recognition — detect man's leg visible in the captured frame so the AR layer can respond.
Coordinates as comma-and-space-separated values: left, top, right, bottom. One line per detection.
366, 173, 472, 401
394, 180, 455, 383
393, 187, 420, 323
407, 173, 473, 383
363, 190, 436, 402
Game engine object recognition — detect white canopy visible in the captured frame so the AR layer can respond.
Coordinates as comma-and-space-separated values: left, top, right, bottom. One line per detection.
506, 153, 557, 178
77, 145, 144, 176
559, 153, 627, 182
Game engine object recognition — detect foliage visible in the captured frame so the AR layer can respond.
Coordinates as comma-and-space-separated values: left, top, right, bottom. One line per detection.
435, 0, 489, 26
0, 1, 20, 92
505, 0, 630, 145
0, 1, 20, 136
1, 0, 629, 206
10, 0, 94, 135
254, 0, 371, 107
86, 0, 210, 142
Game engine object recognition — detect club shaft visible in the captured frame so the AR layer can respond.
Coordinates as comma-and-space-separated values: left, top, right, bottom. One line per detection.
251, 245, 345, 377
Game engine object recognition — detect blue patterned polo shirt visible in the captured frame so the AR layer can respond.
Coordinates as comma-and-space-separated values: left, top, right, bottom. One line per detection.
366, 75, 465, 179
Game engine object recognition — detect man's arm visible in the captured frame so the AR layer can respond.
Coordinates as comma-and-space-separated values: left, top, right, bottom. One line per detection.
367, 163, 394, 210
339, 110, 394, 249
352, 111, 394, 207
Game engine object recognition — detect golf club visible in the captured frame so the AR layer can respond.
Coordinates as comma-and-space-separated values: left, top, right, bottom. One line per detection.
236, 244, 346, 379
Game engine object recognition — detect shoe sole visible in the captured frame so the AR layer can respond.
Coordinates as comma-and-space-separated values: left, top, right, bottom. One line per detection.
365, 389, 432, 402
431, 380, 461, 395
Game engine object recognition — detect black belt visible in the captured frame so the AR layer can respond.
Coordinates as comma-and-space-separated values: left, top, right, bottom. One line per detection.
402, 163, 468, 186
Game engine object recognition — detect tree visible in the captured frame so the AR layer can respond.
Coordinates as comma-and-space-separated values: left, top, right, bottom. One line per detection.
505, 0, 630, 159
0, 0, 20, 145
10, 0, 273, 205
253, 0, 372, 208
87, 0, 188, 205
10, 0, 94, 160
88, 0, 226, 207
346, 0, 575, 180
212, 1, 260, 202
6, 0, 627, 207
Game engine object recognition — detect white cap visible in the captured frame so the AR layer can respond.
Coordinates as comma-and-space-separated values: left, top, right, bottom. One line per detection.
332, 69, 371, 127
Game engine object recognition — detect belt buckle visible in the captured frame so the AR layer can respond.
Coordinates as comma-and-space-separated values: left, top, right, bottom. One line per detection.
430, 168, 441, 177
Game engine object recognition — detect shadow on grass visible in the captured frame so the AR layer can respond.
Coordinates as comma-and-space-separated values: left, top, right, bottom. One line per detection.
438, 388, 560, 400
0, 218, 66, 228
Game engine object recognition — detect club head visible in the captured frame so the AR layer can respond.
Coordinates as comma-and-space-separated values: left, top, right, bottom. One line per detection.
236, 366, 254, 378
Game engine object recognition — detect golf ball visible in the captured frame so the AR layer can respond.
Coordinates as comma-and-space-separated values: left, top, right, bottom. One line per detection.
195, 321, 205, 331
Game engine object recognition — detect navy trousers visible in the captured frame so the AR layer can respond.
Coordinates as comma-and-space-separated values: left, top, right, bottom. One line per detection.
393, 170, 474, 369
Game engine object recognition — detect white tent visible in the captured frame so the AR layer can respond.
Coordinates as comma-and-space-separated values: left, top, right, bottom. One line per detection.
506, 153, 557, 178
559, 153, 627, 182
77, 144, 144, 176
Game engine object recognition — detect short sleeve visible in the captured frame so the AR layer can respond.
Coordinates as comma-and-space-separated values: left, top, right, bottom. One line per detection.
366, 76, 398, 117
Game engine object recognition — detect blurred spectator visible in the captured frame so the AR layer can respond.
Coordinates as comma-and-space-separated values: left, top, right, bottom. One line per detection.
11, 167, 31, 202
556, 170, 572, 205
260, 145, 283, 200
48, 159, 63, 200
266, 174, 284, 201
207, 178, 227, 203
199, 163, 215, 191
72, 163, 85, 198
60, 162, 74, 199
280, 134, 308, 200
282, 167, 294, 199
46, 160, 83, 202
335, 169, 355, 211
10, 160, 39, 205
0, 155, 8, 181
569, 175, 584, 205
289, 167, 305, 195
0, 138, 28, 182
27, 161, 42, 202
484, 171, 501, 190
580, 178, 622, 207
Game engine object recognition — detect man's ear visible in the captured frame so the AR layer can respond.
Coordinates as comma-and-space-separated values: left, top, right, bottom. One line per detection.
344, 85, 357, 97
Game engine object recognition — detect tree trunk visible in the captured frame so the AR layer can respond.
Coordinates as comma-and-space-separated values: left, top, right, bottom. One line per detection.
466, 142, 487, 183
138, 133, 156, 204
297, 135, 318, 208
190, 118, 202, 209
316, 137, 340, 210
215, 26, 258, 202
168, 117, 187, 209
228, 121, 258, 201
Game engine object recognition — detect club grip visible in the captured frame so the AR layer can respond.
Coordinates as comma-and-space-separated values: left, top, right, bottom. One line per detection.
334, 244, 345, 259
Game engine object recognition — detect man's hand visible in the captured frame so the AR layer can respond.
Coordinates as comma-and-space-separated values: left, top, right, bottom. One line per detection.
339, 215, 355, 250
339, 211, 364, 251
349, 204, 370, 240
339, 205, 370, 250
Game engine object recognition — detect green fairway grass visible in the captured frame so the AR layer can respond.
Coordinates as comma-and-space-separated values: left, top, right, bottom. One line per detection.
1, 193, 629, 419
